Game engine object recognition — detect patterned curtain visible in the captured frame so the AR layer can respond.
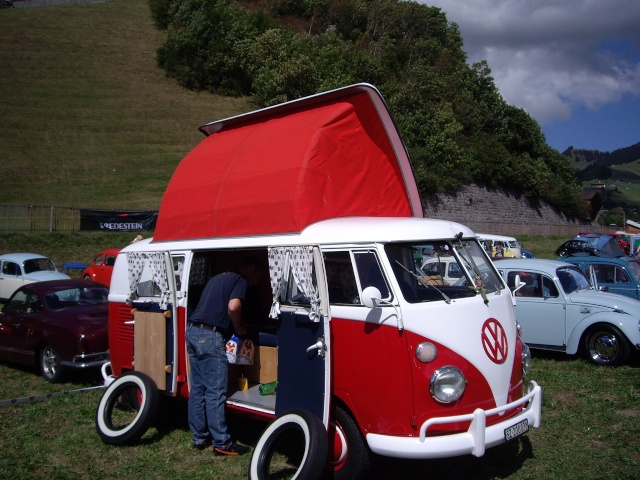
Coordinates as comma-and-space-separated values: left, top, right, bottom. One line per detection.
268, 246, 320, 322
147, 252, 171, 310
126, 252, 171, 309
268, 247, 289, 319
289, 246, 320, 321
126, 252, 146, 305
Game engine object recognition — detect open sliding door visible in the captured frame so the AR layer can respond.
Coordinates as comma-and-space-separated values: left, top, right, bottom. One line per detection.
269, 246, 331, 426
128, 251, 179, 395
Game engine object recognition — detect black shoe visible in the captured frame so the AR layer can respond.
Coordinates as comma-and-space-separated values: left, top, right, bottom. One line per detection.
193, 440, 212, 451
214, 441, 250, 456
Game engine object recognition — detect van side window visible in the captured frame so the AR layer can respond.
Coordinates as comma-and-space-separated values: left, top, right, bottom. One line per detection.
172, 255, 185, 290
324, 251, 360, 304
353, 251, 390, 300
507, 272, 559, 298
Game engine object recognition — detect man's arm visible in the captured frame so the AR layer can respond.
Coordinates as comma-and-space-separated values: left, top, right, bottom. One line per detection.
228, 298, 247, 336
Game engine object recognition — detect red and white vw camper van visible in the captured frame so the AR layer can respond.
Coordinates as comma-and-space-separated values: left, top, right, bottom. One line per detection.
95, 84, 541, 479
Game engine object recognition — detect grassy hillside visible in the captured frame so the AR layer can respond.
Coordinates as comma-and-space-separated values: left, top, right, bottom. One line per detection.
0, 0, 250, 209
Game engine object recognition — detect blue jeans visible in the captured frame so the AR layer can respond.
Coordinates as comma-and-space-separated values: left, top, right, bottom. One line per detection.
186, 325, 230, 448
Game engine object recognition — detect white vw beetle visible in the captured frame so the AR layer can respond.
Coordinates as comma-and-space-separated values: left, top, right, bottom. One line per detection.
0, 253, 70, 302
495, 258, 640, 365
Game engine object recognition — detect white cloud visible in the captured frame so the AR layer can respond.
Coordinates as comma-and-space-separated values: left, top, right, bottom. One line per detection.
418, 0, 640, 124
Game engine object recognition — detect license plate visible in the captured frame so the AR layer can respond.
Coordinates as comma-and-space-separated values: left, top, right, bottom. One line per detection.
504, 419, 529, 441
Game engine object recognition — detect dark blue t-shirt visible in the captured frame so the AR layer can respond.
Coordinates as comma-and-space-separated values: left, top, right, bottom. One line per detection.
190, 272, 247, 333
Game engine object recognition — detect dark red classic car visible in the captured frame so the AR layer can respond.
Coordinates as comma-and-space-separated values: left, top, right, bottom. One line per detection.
0, 280, 109, 382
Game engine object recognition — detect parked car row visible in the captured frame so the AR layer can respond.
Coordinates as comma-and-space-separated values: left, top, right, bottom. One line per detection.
2, 234, 638, 388
495, 258, 640, 366
555, 233, 626, 257
0, 253, 70, 302
0, 249, 120, 382
0, 280, 109, 382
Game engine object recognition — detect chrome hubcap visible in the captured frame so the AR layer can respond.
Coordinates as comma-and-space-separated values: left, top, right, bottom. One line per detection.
589, 332, 619, 363
42, 347, 57, 376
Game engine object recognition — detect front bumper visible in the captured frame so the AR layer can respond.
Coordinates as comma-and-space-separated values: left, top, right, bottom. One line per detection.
367, 380, 542, 459
62, 351, 109, 369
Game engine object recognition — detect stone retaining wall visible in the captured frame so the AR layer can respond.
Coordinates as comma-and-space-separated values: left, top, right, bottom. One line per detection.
422, 184, 604, 237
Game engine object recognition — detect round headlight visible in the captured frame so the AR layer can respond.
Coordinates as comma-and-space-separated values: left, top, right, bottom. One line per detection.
522, 343, 531, 376
430, 366, 466, 404
415, 342, 438, 363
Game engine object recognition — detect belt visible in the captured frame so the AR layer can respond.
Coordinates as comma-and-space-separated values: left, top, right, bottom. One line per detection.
187, 322, 217, 331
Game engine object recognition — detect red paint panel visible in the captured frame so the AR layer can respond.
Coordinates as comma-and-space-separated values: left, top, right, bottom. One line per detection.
331, 321, 525, 438
107, 301, 134, 376
331, 317, 415, 436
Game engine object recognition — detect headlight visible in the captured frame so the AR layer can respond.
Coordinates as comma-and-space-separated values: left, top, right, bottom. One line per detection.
430, 366, 466, 404
522, 343, 531, 377
415, 342, 438, 363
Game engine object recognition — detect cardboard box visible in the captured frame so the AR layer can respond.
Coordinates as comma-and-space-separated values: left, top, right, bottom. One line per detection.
229, 346, 277, 385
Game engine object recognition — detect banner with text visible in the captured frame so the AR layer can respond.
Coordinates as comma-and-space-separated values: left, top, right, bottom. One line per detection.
79, 210, 158, 232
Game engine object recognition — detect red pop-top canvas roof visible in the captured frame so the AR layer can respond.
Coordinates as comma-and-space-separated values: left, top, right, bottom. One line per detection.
154, 84, 422, 241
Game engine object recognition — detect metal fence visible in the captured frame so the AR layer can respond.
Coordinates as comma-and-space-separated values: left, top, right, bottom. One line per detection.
0, 204, 614, 236
0, 205, 156, 233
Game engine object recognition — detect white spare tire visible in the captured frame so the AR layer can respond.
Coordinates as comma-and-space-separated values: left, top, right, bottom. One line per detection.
95, 370, 159, 445
249, 409, 328, 480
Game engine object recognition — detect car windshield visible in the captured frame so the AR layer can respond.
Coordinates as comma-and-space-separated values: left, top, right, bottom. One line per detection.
384, 239, 504, 303
556, 266, 591, 294
45, 286, 109, 310
23, 258, 56, 274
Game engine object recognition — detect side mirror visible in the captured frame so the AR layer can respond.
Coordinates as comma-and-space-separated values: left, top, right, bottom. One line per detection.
512, 274, 525, 294
361, 286, 404, 331
361, 286, 382, 308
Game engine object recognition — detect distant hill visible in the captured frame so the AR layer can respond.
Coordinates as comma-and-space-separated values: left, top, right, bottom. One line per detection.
565, 142, 640, 215
564, 142, 640, 181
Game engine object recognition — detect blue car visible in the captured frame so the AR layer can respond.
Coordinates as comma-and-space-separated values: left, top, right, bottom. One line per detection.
558, 252, 640, 300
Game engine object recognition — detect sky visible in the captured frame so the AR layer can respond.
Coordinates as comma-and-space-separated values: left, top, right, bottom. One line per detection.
419, 0, 640, 153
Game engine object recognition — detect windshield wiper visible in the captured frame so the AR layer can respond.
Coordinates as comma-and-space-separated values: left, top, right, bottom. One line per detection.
452, 236, 491, 304
394, 260, 451, 304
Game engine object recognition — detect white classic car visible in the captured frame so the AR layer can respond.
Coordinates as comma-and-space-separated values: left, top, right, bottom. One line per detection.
0, 253, 70, 302
495, 258, 640, 365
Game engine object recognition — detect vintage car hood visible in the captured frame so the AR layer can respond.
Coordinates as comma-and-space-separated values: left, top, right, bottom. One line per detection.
24, 271, 70, 282
568, 289, 640, 313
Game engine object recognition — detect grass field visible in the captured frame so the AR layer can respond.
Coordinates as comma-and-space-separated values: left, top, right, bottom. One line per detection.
0, 0, 249, 209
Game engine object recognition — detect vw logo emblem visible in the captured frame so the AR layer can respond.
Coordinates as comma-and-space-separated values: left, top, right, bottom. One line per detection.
481, 318, 508, 364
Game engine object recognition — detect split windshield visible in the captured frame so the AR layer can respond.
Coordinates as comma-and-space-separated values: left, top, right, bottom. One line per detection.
384, 239, 504, 303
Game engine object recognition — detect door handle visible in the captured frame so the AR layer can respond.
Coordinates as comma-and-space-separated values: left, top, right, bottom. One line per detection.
306, 336, 326, 358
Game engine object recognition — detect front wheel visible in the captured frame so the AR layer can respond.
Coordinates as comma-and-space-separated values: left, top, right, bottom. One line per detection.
83, 275, 91, 281
249, 409, 328, 480
39, 345, 64, 383
583, 324, 631, 366
95, 371, 159, 445
325, 405, 371, 480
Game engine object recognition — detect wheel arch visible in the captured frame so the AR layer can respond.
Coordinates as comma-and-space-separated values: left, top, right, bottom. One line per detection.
567, 315, 631, 355
331, 391, 367, 438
